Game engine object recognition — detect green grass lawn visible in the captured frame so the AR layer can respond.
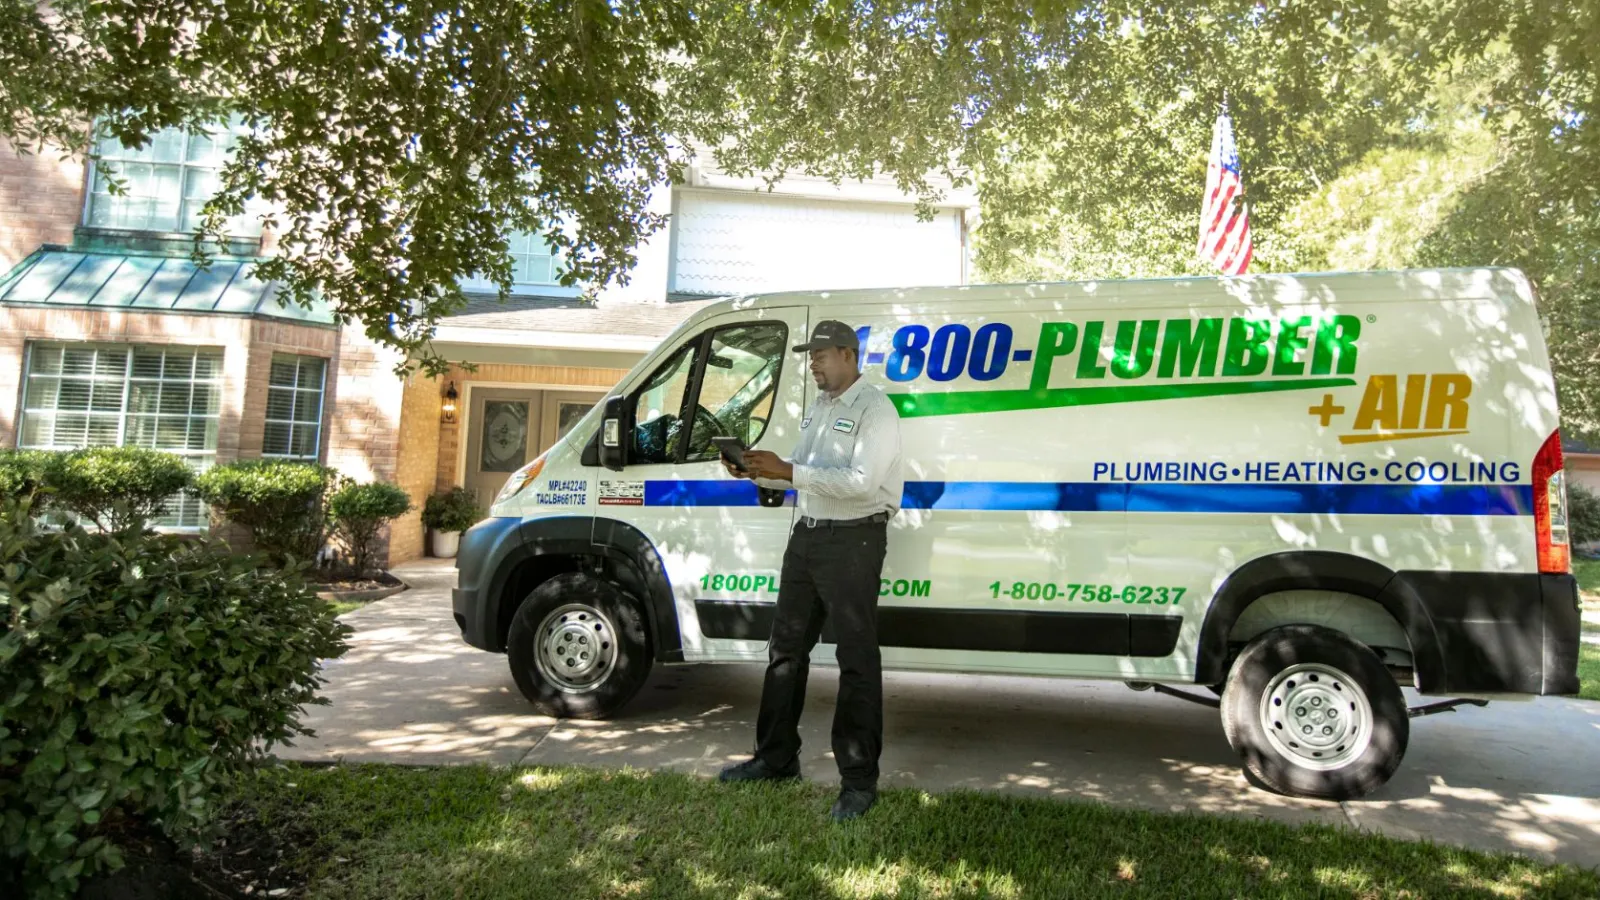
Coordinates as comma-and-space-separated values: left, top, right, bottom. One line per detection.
325, 598, 370, 616
1581, 622, 1600, 702
227, 763, 1600, 900
1576, 557, 1600, 600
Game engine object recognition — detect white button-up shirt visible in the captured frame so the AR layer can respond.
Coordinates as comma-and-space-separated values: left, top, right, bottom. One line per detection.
756, 377, 905, 520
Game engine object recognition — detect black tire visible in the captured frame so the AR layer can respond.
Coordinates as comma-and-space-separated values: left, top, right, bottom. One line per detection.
1220, 624, 1408, 800
506, 573, 652, 719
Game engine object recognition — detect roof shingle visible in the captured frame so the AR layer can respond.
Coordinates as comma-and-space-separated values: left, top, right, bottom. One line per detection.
443, 291, 721, 338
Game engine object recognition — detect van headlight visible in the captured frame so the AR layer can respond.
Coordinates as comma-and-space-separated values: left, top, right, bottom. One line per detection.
494, 453, 547, 505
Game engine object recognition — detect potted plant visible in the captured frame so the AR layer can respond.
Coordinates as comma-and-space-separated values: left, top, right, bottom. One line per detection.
421, 487, 484, 558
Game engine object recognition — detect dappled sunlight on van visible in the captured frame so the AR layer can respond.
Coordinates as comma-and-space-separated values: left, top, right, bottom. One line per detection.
452, 268, 1579, 806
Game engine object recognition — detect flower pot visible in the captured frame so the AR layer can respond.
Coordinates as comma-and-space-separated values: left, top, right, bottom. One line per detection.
431, 529, 460, 558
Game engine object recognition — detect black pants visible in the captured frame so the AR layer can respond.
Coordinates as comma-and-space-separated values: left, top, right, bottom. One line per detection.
754, 520, 888, 789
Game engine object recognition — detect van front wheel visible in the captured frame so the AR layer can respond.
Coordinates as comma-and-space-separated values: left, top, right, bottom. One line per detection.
507, 573, 652, 719
1220, 624, 1407, 800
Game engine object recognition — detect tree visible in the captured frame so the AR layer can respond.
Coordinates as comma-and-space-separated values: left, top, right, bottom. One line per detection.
1263, 50, 1600, 440
2, 0, 696, 375
956, 14, 1600, 437
0, 0, 1425, 373
1, 1, 1593, 407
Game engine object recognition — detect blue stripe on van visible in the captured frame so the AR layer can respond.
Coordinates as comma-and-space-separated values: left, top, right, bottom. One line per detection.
902, 481, 1532, 516
643, 479, 796, 507
642, 479, 1533, 516
1126, 482, 1532, 516
901, 481, 1125, 511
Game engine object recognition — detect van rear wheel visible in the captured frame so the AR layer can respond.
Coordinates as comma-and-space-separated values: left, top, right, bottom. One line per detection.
507, 573, 652, 719
1220, 624, 1407, 800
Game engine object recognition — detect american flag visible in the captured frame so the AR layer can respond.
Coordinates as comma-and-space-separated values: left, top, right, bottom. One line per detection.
1198, 110, 1252, 275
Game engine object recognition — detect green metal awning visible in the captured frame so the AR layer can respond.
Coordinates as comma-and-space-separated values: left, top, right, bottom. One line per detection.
0, 247, 334, 325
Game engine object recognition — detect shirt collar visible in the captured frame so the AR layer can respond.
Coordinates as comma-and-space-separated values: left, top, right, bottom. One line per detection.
828, 376, 869, 407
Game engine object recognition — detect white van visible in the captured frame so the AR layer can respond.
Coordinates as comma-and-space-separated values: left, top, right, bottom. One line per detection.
452, 268, 1582, 800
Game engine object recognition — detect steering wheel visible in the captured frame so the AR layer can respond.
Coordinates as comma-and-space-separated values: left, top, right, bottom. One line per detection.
667, 404, 731, 460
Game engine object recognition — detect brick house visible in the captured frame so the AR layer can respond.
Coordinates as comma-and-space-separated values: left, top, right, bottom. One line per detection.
0, 128, 974, 564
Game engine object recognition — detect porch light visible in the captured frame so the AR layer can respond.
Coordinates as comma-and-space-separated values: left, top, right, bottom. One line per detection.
442, 382, 459, 424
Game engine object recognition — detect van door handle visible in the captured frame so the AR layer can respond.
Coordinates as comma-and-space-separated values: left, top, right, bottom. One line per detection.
757, 487, 786, 508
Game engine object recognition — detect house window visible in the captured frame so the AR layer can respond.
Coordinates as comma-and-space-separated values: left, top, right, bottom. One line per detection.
86, 119, 260, 235
18, 343, 224, 529
262, 355, 327, 460
463, 229, 565, 291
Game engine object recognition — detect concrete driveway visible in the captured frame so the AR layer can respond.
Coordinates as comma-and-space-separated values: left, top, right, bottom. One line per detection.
283, 560, 1600, 870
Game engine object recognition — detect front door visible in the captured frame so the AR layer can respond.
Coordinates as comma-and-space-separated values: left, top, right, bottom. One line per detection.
539, 391, 599, 456
465, 388, 540, 507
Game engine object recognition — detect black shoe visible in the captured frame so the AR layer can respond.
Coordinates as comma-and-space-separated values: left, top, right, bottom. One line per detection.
831, 786, 877, 822
718, 757, 800, 784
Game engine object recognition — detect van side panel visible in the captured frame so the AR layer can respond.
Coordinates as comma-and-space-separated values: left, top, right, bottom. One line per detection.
458, 269, 1577, 696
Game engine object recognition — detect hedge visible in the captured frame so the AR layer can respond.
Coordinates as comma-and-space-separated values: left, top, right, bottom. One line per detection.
329, 481, 412, 577
0, 449, 52, 512
0, 495, 350, 898
193, 460, 339, 564
41, 446, 193, 532
1570, 480, 1600, 547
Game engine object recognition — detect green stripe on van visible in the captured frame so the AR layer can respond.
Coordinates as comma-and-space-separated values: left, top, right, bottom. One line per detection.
887, 378, 1358, 418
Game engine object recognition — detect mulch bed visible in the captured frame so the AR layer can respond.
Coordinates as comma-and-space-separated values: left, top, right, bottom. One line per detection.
74, 809, 316, 900
304, 570, 404, 595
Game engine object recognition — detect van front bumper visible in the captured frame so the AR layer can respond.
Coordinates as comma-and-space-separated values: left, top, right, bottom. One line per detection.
451, 516, 527, 652
1393, 570, 1581, 696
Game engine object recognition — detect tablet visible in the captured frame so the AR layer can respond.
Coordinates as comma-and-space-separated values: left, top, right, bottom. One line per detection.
711, 436, 747, 469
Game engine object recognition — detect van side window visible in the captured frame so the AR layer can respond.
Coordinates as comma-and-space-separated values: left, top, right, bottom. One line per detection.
629, 342, 698, 464
628, 322, 787, 465
684, 323, 788, 462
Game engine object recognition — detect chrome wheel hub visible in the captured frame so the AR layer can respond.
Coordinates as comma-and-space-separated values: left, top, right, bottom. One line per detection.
1259, 662, 1372, 771
533, 603, 618, 693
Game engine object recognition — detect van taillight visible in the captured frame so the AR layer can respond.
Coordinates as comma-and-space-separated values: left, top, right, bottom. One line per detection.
1532, 429, 1570, 574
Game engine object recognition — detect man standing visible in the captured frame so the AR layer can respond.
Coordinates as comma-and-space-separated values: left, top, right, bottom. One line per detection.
718, 319, 905, 822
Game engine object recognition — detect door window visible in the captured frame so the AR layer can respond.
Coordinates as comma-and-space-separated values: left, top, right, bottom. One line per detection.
480, 400, 531, 472
630, 343, 698, 464
555, 401, 592, 441
626, 321, 787, 465
686, 323, 787, 461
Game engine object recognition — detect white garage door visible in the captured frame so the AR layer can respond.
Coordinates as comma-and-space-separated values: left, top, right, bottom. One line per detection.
671, 190, 964, 295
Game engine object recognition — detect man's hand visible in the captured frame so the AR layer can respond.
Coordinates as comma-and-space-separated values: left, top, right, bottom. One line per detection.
721, 458, 750, 480
739, 450, 794, 482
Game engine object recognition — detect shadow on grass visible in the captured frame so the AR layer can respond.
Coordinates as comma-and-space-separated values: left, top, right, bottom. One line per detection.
232, 763, 1600, 900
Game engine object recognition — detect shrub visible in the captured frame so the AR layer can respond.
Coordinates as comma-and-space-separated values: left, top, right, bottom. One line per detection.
41, 446, 193, 532
0, 449, 52, 513
193, 460, 339, 564
329, 481, 413, 577
421, 486, 484, 533
1569, 480, 1600, 548
0, 494, 349, 898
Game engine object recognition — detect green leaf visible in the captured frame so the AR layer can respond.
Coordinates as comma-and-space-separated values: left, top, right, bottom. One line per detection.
0, 493, 348, 890
75, 787, 107, 810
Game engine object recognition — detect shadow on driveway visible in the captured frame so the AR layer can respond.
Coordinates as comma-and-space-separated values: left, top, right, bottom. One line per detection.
281, 559, 1600, 868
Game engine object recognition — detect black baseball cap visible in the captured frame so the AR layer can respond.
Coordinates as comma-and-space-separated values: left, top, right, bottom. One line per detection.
792, 319, 858, 352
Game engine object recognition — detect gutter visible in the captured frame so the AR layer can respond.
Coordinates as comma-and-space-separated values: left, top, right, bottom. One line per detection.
429, 324, 662, 353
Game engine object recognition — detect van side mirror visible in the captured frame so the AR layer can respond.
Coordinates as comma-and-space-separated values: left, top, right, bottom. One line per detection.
599, 395, 628, 472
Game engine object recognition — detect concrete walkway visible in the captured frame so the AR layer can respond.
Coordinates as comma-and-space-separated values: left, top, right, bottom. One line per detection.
284, 559, 1600, 870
